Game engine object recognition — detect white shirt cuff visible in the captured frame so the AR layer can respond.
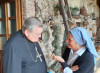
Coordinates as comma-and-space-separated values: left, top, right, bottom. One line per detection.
63, 67, 73, 73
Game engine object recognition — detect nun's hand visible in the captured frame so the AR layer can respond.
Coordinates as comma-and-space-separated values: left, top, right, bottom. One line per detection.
50, 53, 65, 63
70, 65, 79, 71
60, 67, 63, 72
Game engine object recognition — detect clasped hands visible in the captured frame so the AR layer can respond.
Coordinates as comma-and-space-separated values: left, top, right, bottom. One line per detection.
49, 53, 79, 72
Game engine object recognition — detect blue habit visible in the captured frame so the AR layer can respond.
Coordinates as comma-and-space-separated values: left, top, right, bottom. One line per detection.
3, 30, 47, 73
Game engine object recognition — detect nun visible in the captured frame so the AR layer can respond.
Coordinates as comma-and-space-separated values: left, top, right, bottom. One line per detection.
50, 27, 98, 73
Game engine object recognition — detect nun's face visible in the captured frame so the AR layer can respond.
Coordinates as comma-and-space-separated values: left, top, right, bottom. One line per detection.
66, 32, 78, 49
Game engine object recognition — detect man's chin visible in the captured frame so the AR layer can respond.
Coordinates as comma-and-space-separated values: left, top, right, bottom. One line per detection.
34, 39, 39, 42
31, 39, 38, 42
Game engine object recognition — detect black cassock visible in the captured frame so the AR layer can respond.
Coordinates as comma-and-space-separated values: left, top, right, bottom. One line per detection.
3, 30, 47, 73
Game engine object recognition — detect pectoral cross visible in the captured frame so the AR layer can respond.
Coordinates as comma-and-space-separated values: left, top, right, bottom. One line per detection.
35, 46, 42, 62
37, 53, 42, 62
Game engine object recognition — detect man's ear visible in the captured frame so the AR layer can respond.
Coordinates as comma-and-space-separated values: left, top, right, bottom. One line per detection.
24, 29, 29, 37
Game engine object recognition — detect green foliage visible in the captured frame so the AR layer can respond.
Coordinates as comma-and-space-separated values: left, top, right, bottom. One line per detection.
72, 7, 79, 11
70, 7, 73, 14
70, 7, 80, 15
51, 25, 61, 55
54, 3, 68, 13
70, 7, 79, 11
54, 4, 60, 12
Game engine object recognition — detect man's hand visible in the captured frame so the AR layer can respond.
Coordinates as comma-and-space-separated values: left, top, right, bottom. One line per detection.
49, 53, 65, 63
70, 65, 79, 71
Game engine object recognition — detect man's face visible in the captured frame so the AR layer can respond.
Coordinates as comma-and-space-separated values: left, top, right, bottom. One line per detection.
26, 25, 43, 42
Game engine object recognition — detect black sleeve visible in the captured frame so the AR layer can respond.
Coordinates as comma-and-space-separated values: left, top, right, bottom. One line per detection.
60, 47, 70, 69
60, 62, 69, 69
62, 47, 70, 61
3, 43, 22, 73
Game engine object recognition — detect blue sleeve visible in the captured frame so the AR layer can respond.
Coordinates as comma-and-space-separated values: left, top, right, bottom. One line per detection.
3, 44, 22, 73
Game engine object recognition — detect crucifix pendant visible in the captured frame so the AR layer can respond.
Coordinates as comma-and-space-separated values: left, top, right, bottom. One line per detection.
37, 54, 42, 62
35, 44, 43, 62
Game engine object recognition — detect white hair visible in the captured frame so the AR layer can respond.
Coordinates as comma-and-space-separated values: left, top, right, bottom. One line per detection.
22, 17, 43, 32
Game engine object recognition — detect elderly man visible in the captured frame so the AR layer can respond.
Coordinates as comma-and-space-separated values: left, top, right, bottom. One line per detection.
3, 17, 48, 73
50, 27, 98, 73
